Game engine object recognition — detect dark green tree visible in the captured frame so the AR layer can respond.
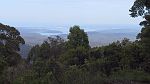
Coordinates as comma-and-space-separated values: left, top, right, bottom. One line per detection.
130, 0, 150, 73
0, 23, 25, 83
60, 26, 90, 66
137, 15, 150, 72
0, 23, 25, 66
67, 25, 90, 49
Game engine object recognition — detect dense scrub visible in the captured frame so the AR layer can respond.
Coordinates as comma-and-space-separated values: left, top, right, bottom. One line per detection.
1, 24, 150, 84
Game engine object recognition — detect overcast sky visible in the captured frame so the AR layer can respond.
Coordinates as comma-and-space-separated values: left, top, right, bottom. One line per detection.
0, 0, 142, 27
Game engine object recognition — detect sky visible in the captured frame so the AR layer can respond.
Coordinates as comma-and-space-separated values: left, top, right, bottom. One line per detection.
0, 0, 142, 27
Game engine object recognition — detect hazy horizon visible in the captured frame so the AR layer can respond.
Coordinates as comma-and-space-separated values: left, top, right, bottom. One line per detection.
17, 24, 141, 37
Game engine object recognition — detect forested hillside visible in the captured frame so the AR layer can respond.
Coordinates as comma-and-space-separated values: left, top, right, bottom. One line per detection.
0, 0, 150, 84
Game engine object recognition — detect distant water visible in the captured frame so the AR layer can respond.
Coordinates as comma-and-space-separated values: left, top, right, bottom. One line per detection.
39, 32, 63, 36
42, 25, 140, 36
17, 25, 141, 36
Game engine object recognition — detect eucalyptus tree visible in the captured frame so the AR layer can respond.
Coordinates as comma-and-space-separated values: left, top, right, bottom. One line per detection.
130, 0, 150, 73
0, 23, 25, 66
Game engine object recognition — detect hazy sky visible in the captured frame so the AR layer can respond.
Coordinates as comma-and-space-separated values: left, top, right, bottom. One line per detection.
0, 0, 142, 27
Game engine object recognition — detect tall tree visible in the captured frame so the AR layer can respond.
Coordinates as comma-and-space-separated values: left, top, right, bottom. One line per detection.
0, 23, 25, 66
130, 0, 150, 73
0, 23, 25, 83
137, 15, 150, 72
67, 25, 90, 49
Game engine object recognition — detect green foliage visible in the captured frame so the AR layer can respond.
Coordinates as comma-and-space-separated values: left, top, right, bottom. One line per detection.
130, 0, 150, 73
26, 36, 65, 84
119, 39, 144, 70
89, 47, 104, 59
60, 46, 89, 66
61, 65, 108, 84
28, 36, 66, 62
67, 25, 90, 49
129, 0, 150, 17
136, 15, 150, 73
0, 23, 25, 83
0, 23, 25, 51
111, 70, 150, 82
0, 23, 25, 66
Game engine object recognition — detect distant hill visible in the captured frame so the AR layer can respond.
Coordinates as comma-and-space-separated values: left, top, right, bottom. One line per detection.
58, 28, 140, 47
18, 26, 140, 58
19, 27, 140, 46
88, 28, 140, 47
